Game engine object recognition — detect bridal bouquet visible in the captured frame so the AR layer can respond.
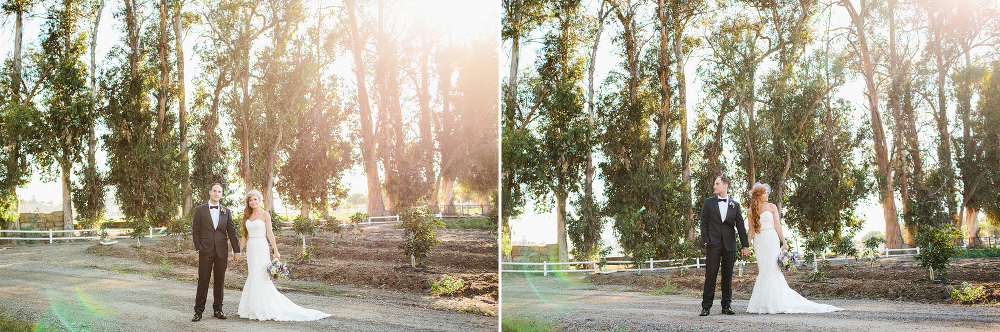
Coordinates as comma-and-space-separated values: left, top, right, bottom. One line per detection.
268, 259, 290, 280
778, 250, 797, 272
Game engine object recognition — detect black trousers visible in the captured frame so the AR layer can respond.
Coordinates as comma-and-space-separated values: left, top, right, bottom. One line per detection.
194, 251, 228, 313
702, 243, 735, 310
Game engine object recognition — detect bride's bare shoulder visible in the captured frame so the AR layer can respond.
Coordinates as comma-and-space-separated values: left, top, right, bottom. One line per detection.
767, 203, 778, 212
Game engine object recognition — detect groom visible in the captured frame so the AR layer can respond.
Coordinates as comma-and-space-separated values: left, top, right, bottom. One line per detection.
699, 175, 750, 316
191, 183, 241, 322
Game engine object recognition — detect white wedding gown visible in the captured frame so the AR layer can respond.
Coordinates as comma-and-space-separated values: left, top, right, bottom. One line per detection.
747, 211, 842, 314
238, 219, 331, 321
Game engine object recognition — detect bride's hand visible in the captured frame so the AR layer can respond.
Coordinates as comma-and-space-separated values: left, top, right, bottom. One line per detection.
272, 252, 280, 260
781, 243, 789, 252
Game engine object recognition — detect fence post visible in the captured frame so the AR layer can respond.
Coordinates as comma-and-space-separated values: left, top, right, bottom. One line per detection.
696, 257, 700, 268
916, 247, 920, 255
49, 229, 53, 243
648, 258, 653, 270
543, 261, 548, 277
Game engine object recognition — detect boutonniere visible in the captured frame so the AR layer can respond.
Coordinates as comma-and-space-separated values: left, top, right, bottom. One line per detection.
220, 208, 227, 215
728, 201, 735, 209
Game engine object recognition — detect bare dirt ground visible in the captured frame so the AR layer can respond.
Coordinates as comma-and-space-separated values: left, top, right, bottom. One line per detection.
0, 226, 497, 331
501, 257, 1000, 331
589, 256, 1000, 304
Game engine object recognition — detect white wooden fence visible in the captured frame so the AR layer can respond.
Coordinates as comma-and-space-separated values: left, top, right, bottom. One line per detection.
501, 247, 923, 276
0, 227, 168, 243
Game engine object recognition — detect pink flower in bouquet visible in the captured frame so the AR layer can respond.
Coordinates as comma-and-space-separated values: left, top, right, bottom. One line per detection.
268, 259, 290, 280
778, 250, 796, 272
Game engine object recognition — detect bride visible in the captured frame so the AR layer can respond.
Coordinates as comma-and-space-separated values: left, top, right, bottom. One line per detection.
745, 183, 841, 314
236, 189, 331, 321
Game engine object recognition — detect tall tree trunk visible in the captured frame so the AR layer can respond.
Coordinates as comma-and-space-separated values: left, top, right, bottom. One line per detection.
441, 177, 456, 215
419, 35, 436, 212
506, 0, 521, 112
174, 4, 191, 216
61, 161, 73, 231
157, 0, 168, 137
13, 6, 24, 103
932, 15, 957, 227
674, 11, 693, 242
556, 192, 568, 262
843, 0, 904, 249
346, 0, 386, 217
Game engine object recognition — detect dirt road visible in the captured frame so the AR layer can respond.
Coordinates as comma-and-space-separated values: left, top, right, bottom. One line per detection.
0, 243, 496, 331
502, 275, 1000, 331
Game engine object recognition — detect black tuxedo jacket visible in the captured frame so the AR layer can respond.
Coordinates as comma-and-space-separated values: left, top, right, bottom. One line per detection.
191, 203, 240, 258
699, 196, 750, 252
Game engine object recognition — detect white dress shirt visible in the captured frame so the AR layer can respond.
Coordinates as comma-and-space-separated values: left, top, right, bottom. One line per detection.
209, 202, 220, 229
717, 196, 729, 222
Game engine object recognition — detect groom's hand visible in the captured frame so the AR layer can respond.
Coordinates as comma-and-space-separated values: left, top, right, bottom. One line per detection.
741, 248, 750, 257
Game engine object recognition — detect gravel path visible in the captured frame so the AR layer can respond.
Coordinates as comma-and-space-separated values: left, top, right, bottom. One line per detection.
0, 243, 496, 331
502, 275, 1000, 331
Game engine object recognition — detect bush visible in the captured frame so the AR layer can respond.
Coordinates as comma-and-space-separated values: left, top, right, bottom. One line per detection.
398, 207, 445, 267
269, 210, 285, 235
429, 274, 465, 296
831, 234, 859, 259
951, 248, 1000, 258
949, 282, 987, 304
166, 215, 192, 251
862, 236, 885, 267
914, 224, 962, 280
128, 218, 150, 247
292, 216, 318, 254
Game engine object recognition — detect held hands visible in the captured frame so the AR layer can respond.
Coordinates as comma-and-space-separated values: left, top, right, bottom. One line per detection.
741, 248, 751, 257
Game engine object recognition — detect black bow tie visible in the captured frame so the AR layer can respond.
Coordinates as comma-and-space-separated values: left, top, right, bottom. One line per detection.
210, 206, 219, 209
718, 198, 727, 202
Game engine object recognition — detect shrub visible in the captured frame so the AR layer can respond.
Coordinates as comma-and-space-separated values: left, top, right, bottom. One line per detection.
949, 282, 987, 304
914, 224, 962, 280
292, 216, 318, 254
398, 207, 445, 267
862, 236, 885, 267
269, 210, 285, 235
166, 215, 192, 251
832, 234, 859, 259
430, 274, 465, 296
128, 218, 150, 247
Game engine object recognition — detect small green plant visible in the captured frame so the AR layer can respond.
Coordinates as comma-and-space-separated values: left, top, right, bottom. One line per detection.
657, 276, 678, 294
269, 210, 285, 235
862, 236, 885, 267
398, 208, 445, 267
128, 218, 150, 247
805, 268, 826, 281
292, 215, 319, 255
156, 255, 174, 274
596, 246, 614, 270
949, 282, 987, 304
914, 224, 962, 280
166, 215, 192, 251
294, 243, 318, 263
98, 220, 111, 242
430, 274, 465, 296
832, 234, 860, 259
679, 266, 690, 277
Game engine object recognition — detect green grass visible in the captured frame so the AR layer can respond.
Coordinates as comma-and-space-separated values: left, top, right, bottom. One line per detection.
952, 247, 1000, 258
502, 314, 562, 332
285, 283, 355, 297
442, 217, 494, 229
0, 315, 35, 332
454, 306, 496, 317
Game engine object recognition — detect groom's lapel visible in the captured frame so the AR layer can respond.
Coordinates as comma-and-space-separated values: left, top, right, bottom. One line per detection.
216, 205, 227, 230
201, 205, 214, 231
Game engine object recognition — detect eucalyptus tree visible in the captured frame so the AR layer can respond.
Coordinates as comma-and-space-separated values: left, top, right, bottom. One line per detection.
36, 0, 96, 231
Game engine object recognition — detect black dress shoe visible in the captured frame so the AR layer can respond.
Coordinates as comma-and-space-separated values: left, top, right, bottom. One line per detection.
213, 310, 227, 319
192, 312, 202, 322
721, 307, 736, 315
700, 308, 710, 316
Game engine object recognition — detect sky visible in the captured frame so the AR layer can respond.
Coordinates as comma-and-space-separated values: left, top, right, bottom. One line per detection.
501, 0, 987, 255
4, 0, 499, 216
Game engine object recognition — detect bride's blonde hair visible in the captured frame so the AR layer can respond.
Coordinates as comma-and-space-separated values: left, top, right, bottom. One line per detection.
242, 189, 266, 240
747, 183, 770, 234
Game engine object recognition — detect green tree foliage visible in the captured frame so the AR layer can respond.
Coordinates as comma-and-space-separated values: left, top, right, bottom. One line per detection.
398, 207, 445, 267
914, 224, 962, 280
35, 0, 96, 230
101, 1, 184, 228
